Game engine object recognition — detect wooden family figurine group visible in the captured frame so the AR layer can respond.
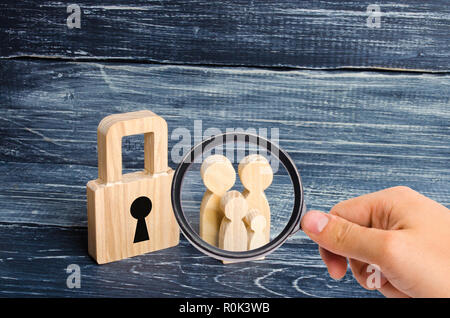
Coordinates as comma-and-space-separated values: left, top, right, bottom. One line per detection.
199, 154, 273, 262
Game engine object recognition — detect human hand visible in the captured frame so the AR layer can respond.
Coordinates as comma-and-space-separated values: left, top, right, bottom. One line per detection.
301, 186, 450, 297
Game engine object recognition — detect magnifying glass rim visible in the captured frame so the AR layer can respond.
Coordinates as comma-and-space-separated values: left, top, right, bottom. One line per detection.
171, 132, 305, 262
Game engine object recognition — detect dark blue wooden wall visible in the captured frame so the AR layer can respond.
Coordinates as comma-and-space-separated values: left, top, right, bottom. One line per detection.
0, 1, 448, 297
2, 0, 450, 71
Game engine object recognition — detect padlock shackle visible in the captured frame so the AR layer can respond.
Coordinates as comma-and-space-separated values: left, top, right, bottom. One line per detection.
97, 110, 169, 183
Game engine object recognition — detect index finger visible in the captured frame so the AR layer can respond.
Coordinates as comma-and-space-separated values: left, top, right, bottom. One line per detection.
330, 186, 412, 230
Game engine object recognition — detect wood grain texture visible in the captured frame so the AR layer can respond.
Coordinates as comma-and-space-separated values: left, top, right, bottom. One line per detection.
0, 224, 379, 297
87, 110, 179, 264
1, 1, 449, 71
87, 169, 179, 264
0, 59, 449, 296
1, 60, 449, 227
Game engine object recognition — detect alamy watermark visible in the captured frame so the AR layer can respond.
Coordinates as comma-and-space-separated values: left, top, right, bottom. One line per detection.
66, 4, 81, 29
124, 120, 280, 173
171, 120, 280, 172
366, 4, 382, 28
366, 264, 382, 289
66, 264, 81, 288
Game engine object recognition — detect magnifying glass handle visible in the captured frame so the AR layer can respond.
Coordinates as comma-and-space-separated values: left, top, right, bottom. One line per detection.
290, 200, 307, 236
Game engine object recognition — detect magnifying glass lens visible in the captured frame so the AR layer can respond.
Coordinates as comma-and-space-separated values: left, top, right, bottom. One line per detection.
176, 134, 299, 260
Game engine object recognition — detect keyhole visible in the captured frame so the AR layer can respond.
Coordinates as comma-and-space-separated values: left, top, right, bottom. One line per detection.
130, 196, 152, 243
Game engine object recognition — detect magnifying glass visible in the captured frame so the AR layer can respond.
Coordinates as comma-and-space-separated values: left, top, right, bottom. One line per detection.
171, 132, 306, 263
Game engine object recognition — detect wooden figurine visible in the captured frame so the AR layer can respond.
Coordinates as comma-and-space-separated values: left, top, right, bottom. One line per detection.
218, 191, 248, 253
199, 154, 236, 247
87, 110, 179, 264
238, 154, 273, 241
244, 208, 268, 250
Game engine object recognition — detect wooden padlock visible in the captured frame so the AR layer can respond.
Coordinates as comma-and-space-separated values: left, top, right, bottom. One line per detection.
87, 110, 179, 264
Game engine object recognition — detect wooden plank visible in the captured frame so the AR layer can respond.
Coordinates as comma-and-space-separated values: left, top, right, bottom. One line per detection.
0, 224, 379, 297
1, 1, 449, 71
0, 60, 448, 230
0, 60, 448, 298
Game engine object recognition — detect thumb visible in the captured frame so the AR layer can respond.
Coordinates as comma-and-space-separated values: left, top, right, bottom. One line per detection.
301, 210, 388, 264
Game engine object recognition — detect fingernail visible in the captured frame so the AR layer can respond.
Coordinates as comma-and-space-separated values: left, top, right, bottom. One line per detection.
330, 273, 344, 281
302, 210, 329, 234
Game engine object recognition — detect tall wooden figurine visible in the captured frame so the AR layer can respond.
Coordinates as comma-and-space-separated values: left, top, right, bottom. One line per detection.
87, 110, 179, 264
199, 155, 236, 247
238, 154, 273, 242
